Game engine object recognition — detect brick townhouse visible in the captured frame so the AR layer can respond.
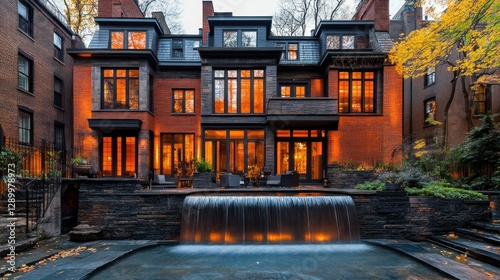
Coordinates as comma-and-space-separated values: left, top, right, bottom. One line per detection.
69, 0, 403, 183
0, 0, 81, 151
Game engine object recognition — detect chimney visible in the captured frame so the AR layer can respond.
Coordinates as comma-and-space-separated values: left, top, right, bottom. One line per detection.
152, 12, 171, 34
353, 0, 389, 31
202, 1, 214, 45
98, 0, 143, 18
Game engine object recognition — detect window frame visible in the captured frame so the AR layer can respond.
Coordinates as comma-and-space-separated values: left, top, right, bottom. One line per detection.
54, 76, 63, 108
326, 35, 356, 50
110, 30, 147, 49
424, 97, 436, 126
277, 42, 299, 60
172, 89, 195, 114
101, 68, 140, 110
213, 69, 265, 114
223, 30, 258, 47
18, 109, 33, 145
18, 0, 33, 37
54, 32, 64, 61
424, 67, 436, 87
172, 39, 184, 58
338, 71, 376, 114
54, 122, 65, 151
473, 84, 490, 116
279, 83, 309, 98
18, 53, 33, 93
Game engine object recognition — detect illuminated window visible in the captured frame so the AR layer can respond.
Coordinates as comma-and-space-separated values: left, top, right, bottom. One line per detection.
280, 84, 307, 98
173, 89, 194, 113
474, 84, 490, 115
424, 98, 436, 125
19, 109, 32, 145
110, 31, 146, 49
327, 35, 356, 49
214, 69, 264, 114
101, 135, 137, 177
102, 69, 139, 110
54, 32, 64, 61
424, 67, 436, 87
161, 134, 195, 177
18, 0, 33, 36
338, 71, 375, 113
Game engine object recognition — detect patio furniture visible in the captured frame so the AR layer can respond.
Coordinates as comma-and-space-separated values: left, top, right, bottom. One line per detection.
220, 173, 243, 188
152, 174, 178, 188
266, 171, 300, 188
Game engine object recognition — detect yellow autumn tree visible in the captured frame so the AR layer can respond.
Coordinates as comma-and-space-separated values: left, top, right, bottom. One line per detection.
389, 0, 500, 146
49, 0, 98, 44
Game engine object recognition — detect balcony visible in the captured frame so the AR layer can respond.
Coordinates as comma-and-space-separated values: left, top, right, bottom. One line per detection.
266, 98, 339, 130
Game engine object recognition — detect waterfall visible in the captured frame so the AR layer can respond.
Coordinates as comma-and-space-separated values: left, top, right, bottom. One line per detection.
180, 195, 360, 244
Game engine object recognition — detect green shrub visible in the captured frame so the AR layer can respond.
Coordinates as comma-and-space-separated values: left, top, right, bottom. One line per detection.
355, 180, 385, 191
405, 181, 487, 200
194, 158, 212, 173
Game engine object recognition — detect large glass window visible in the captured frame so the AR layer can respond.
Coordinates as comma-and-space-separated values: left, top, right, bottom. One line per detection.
277, 42, 299, 60
18, 0, 33, 36
102, 69, 139, 110
242, 31, 257, 47
161, 134, 195, 177
19, 110, 32, 145
18, 54, 33, 93
173, 89, 195, 113
280, 84, 307, 98
214, 69, 264, 114
223, 31, 238, 47
101, 135, 137, 177
110, 31, 146, 49
204, 129, 265, 176
54, 32, 64, 61
327, 35, 356, 49
54, 77, 63, 108
223, 30, 257, 47
338, 71, 375, 113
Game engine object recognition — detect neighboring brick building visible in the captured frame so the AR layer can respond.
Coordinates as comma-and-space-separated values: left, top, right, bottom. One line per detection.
69, 0, 403, 183
391, 1, 500, 146
0, 0, 81, 151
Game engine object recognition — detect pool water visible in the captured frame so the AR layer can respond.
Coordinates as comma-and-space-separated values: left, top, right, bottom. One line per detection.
89, 244, 451, 279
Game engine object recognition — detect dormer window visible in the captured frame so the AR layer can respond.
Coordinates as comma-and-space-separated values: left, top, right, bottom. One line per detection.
172, 39, 184, 58
110, 31, 147, 49
223, 30, 257, 47
327, 35, 355, 50
277, 43, 299, 60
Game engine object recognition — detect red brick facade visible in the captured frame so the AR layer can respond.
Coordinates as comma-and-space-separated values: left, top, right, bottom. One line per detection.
98, 0, 143, 18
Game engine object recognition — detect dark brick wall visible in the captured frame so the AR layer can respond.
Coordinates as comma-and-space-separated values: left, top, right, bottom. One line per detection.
328, 169, 377, 189
68, 179, 490, 241
0, 0, 75, 148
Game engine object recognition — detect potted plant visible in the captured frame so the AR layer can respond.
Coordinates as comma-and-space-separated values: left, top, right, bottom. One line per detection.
72, 156, 92, 177
192, 158, 212, 188
377, 171, 402, 191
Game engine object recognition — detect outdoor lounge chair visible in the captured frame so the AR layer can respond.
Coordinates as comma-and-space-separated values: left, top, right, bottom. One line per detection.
152, 174, 178, 188
219, 173, 242, 188
267, 171, 299, 188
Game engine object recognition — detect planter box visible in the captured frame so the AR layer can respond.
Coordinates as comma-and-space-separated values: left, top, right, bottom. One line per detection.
192, 172, 211, 188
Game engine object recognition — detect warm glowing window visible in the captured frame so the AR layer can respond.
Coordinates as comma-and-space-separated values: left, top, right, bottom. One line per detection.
111, 31, 146, 49
102, 69, 139, 110
338, 71, 375, 113
161, 134, 195, 177
173, 89, 194, 113
424, 98, 436, 125
474, 84, 490, 115
277, 42, 299, 60
280, 84, 307, 98
214, 69, 264, 114
101, 135, 137, 177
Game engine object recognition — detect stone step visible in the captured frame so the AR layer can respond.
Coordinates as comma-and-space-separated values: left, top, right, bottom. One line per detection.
456, 228, 500, 246
428, 235, 500, 268
468, 221, 500, 234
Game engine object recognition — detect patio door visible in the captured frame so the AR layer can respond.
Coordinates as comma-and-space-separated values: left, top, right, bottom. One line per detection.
101, 135, 137, 177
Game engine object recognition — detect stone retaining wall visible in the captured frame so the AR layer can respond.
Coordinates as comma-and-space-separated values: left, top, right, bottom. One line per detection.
327, 168, 377, 189
64, 179, 491, 241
